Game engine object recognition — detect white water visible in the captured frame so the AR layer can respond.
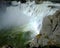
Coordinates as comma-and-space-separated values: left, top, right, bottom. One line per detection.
0, 1, 60, 37
21, 1, 59, 36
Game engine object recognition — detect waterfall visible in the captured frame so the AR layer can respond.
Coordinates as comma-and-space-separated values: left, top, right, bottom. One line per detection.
20, 1, 58, 37
0, 1, 59, 37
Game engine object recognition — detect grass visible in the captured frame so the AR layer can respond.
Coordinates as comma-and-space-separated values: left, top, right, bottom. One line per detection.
0, 26, 32, 48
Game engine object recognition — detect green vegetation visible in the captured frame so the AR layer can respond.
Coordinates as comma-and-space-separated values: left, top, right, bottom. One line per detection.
0, 27, 32, 48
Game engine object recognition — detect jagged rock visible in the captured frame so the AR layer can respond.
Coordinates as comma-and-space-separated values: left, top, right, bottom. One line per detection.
40, 10, 60, 46
26, 10, 60, 48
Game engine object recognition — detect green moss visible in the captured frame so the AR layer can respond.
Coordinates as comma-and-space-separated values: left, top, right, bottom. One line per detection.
0, 27, 32, 48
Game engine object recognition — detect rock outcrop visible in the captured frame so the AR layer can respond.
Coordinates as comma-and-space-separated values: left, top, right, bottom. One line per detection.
26, 10, 60, 48
40, 10, 60, 46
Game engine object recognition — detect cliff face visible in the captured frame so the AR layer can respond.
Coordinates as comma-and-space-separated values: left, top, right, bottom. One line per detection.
40, 10, 60, 46
26, 10, 60, 48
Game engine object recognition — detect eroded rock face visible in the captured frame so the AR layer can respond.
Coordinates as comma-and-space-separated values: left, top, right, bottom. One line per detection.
26, 10, 60, 48
40, 10, 60, 45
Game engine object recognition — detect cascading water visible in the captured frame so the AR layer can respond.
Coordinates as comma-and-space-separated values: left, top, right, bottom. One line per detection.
0, 1, 60, 48
20, 1, 59, 37
0, 1, 60, 39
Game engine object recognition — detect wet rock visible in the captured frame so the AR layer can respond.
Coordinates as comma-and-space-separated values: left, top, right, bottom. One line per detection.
40, 10, 60, 46
26, 10, 60, 48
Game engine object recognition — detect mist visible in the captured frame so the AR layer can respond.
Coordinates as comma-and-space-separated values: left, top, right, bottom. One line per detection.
0, 2, 32, 29
0, 1, 59, 35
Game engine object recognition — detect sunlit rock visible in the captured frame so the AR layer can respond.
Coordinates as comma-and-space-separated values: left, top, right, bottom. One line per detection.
26, 10, 60, 48
40, 10, 60, 45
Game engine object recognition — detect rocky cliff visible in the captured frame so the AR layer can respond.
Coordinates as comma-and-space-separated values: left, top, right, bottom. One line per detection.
26, 10, 60, 48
